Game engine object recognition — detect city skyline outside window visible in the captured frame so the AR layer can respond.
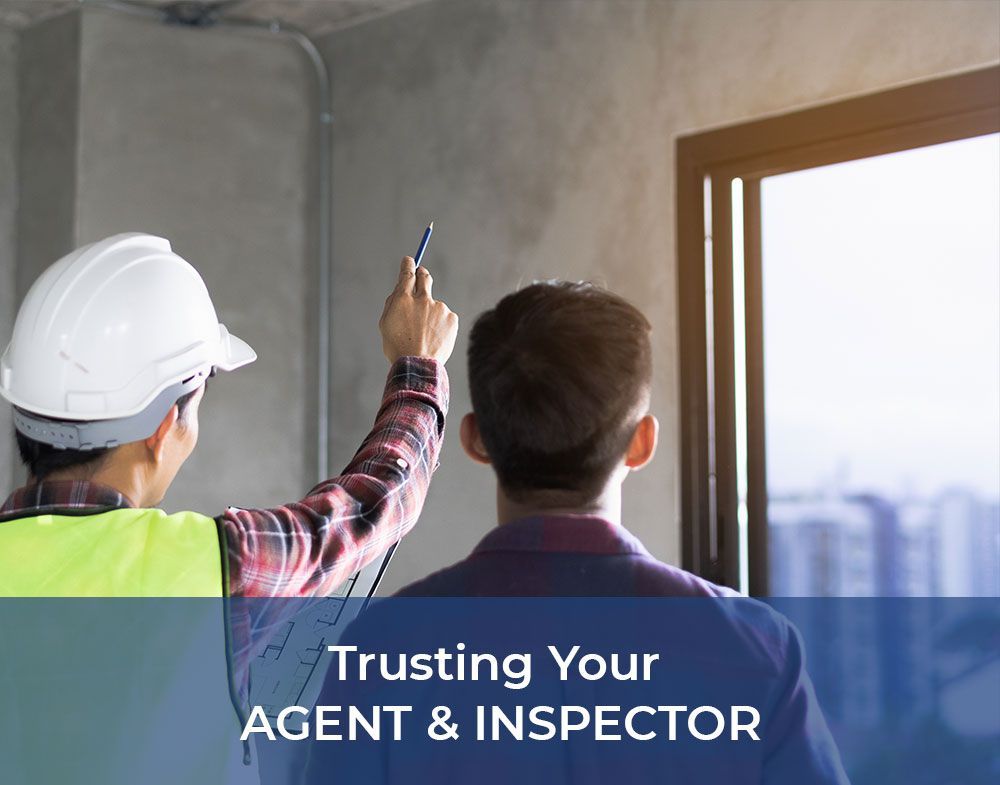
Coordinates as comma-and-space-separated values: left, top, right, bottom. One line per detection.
761, 133, 1000, 597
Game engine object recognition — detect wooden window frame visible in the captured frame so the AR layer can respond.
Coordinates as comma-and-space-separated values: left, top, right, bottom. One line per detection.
676, 65, 1000, 595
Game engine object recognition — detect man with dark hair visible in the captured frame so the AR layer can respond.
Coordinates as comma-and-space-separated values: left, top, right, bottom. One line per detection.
395, 280, 704, 597
355, 281, 849, 785
466, 281, 655, 510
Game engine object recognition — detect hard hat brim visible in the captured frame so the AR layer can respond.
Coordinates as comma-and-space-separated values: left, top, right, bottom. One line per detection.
1, 234, 260, 422
215, 331, 257, 373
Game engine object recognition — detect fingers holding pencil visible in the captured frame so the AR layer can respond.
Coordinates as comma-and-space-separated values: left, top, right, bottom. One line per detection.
378, 221, 457, 364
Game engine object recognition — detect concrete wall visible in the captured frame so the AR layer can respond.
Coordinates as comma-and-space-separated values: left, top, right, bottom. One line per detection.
319, 0, 1000, 593
72, 9, 315, 515
0, 24, 17, 491
9, 12, 82, 491
15, 11, 79, 298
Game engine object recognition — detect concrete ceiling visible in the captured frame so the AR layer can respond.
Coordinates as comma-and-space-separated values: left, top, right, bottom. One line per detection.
0, 0, 430, 35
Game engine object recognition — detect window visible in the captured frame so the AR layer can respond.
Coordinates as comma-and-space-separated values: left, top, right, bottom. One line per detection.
676, 66, 1000, 596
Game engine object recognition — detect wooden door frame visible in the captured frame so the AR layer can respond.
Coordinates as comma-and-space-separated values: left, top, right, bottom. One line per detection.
676, 66, 1000, 594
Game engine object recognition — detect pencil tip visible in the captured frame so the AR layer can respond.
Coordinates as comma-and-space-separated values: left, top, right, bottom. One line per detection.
428, 221, 434, 229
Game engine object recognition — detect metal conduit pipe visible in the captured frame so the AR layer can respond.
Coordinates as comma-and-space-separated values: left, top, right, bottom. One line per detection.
79, 0, 335, 482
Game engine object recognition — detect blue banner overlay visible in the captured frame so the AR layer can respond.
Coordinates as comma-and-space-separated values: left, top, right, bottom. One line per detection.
0, 598, 996, 784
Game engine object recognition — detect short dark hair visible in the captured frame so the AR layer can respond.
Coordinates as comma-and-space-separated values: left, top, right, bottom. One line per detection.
15, 386, 202, 482
467, 281, 652, 505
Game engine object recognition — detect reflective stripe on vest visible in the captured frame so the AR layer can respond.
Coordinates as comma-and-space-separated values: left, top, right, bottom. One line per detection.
0, 509, 259, 785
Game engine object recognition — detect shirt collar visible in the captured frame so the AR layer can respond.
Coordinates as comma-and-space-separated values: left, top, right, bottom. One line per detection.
472, 514, 652, 557
0, 480, 135, 517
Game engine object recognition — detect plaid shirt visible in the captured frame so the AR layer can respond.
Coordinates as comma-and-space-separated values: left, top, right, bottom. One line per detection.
1, 356, 448, 689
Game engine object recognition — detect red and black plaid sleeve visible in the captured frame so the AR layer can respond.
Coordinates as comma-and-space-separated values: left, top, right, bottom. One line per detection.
218, 356, 448, 599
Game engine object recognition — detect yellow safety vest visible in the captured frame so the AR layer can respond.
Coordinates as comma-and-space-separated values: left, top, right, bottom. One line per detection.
0, 508, 259, 785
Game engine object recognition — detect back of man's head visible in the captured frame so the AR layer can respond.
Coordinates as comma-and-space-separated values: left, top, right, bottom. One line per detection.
467, 281, 652, 506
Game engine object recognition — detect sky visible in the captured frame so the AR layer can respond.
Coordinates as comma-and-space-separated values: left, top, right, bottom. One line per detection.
760, 133, 1000, 500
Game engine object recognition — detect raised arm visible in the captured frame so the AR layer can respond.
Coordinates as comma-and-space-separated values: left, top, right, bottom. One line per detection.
219, 257, 458, 598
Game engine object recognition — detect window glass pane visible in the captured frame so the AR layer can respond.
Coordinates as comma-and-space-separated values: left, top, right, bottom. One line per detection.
761, 134, 1000, 597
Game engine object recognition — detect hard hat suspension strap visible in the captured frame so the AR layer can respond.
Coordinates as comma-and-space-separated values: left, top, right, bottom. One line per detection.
12, 371, 210, 451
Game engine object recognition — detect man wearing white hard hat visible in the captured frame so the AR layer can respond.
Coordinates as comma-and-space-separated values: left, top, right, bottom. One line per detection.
0, 233, 457, 784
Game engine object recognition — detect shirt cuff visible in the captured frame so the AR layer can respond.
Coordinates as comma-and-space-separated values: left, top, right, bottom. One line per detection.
385, 356, 450, 422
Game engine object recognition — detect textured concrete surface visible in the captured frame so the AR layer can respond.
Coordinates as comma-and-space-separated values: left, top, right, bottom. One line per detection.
74, 9, 314, 515
0, 0, 432, 35
0, 24, 17, 490
319, 0, 1000, 593
9, 11, 81, 490
15, 11, 78, 297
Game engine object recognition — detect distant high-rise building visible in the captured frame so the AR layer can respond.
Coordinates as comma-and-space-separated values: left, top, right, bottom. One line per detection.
766, 487, 998, 734
769, 496, 878, 597
769, 489, 999, 598
895, 500, 938, 596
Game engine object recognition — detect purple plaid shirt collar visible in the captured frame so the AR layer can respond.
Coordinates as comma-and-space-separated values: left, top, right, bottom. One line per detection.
1, 480, 135, 517
472, 514, 653, 558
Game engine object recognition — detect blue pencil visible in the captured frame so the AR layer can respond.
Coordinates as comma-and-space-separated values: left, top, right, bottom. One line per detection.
413, 222, 434, 268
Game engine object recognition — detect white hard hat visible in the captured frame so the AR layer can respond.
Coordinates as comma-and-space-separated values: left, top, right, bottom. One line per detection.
0, 232, 256, 450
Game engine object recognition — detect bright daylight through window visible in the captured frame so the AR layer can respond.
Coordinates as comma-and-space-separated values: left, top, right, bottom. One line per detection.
761, 134, 1000, 597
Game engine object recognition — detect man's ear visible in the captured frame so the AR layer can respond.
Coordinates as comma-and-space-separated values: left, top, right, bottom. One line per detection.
625, 414, 658, 471
460, 413, 491, 466
144, 405, 179, 464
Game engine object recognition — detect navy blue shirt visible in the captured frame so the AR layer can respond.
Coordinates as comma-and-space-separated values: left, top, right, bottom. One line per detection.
387, 515, 851, 784
397, 514, 738, 597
